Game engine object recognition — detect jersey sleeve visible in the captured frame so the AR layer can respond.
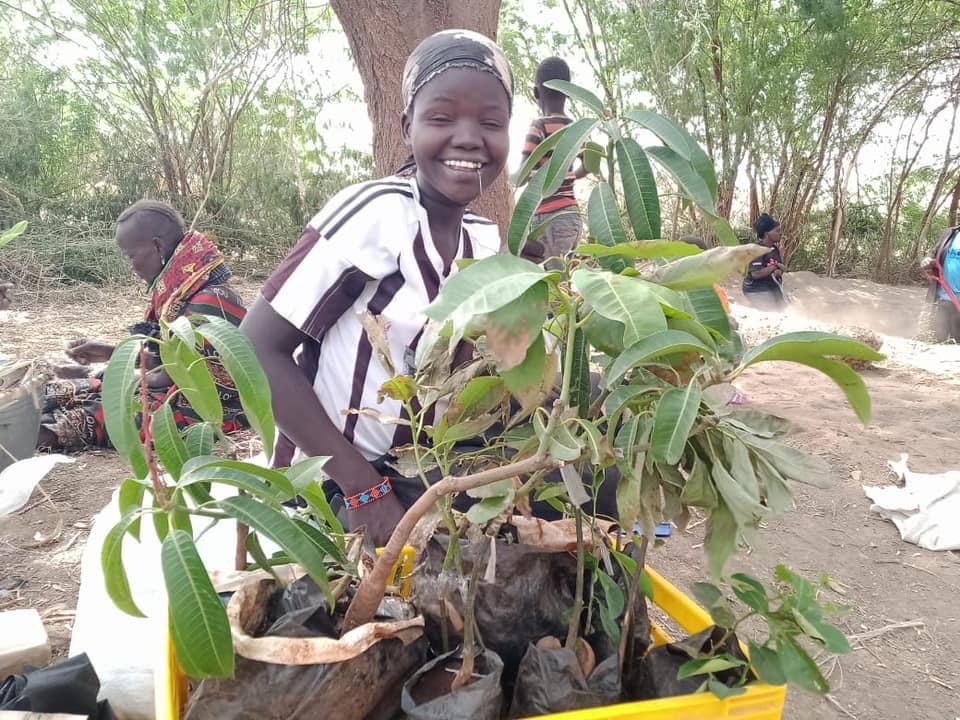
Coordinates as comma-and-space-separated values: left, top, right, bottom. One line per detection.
521, 120, 545, 160
262, 182, 408, 342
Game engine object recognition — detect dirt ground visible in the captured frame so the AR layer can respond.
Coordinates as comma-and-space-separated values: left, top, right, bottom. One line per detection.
2, 274, 960, 718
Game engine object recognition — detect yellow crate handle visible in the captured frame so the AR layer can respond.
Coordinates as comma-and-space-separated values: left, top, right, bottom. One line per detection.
376, 545, 415, 599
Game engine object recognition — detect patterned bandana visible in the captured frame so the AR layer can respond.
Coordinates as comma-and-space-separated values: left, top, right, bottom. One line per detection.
146, 230, 227, 323
401, 29, 514, 115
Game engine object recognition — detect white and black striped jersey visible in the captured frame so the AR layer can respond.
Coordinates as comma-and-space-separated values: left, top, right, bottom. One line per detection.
262, 175, 501, 461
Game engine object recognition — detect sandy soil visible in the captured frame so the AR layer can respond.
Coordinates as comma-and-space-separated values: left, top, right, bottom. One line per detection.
2, 273, 960, 718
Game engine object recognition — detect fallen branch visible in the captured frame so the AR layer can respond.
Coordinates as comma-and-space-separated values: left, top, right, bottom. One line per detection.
342, 452, 563, 632
847, 619, 924, 645
825, 694, 858, 720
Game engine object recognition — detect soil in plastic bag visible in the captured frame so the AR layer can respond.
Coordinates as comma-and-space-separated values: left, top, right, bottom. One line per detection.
0, 652, 115, 719
413, 533, 579, 683
183, 576, 428, 720
628, 625, 754, 700
509, 643, 620, 717
401, 648, 504, 720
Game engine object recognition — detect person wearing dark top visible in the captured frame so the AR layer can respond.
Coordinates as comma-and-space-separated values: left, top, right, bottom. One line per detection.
742, 213, 787, 311
518, 57, 586, 268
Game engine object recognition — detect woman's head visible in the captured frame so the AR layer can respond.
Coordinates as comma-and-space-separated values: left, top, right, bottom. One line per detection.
115, 200, 186, 282
754, 213, 781, 246
400, 29, 513, 209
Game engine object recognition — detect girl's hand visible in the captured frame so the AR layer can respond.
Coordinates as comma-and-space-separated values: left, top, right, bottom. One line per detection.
347, 491, 406, 548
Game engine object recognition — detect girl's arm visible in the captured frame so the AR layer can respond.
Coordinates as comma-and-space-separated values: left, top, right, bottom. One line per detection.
242, 296, 404, 544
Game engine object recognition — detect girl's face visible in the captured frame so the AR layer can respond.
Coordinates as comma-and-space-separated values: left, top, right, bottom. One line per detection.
402, 67, 510, 209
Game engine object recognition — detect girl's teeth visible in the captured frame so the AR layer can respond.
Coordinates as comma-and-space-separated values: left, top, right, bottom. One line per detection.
445, 160, 481, 169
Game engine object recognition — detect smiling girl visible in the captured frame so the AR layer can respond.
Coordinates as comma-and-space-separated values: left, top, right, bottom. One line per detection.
242, 30, 514, 545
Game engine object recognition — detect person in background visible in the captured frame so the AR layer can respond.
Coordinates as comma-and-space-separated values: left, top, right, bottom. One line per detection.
241, 30, 513, 546
920, 224, 960, 342
742, 213, 787, 311
37, 201, 248, 451
518, 56, 586, 268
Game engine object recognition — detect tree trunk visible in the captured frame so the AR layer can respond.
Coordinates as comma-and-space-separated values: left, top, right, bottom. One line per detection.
949, 175, 960, 226
330, 0, 513, 234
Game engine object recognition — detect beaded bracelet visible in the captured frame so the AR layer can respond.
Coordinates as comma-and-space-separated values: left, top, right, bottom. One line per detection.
344, 477, 393, 510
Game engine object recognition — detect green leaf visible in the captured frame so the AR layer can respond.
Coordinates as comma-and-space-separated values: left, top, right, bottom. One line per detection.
792, 355, 873, 425
691, 581, 724, 609
680, 452, 718, 508
284, 456, 331, 490
550, 422, 585, 462
569, 327, 592, 419
102, 337, 148, 479
572, 269, 667, 349
602, 384, 658, 420
734, 432, 831, 488
466, 494, 514, 524
638, 568, 655, 599
748, 642, 786, 686
678, 655, 747, 679
180, 457, 295, 500
544, 79, 605, 114
245, 532, 280, 581
486, 282, 548, 371
582, 140, 604, 175
0, 220, 28, 249
778, 637, 830, 694
645, 245, 770, 290
152, 401, 190, 481
686, 286, 732, 339
507, 162, 551, 256
162, 530, 234, 678
605, 330, 710, 388
544, 118, 599, 198
196, 317, 276, 458
711, 458, 766, 530
585, 183, 628, 246
218, 495, 334, 595
586, 182, 628, 272
512, 127, 564, 186
723, 435, 761, 505
614, 417, 651, 531
625, 110, 717, 201
298, 479, 345, 536
650, 380, 701, 465
578, 240, 701, 259
704, 499, 738, 577
118, 479, 146, 540
425, 255, 547, 347
615, 137, 660, 240
160, 337, 223, 426
645, 145, 714, 213
183, 423, 216, 457
165, 315, 197, 349
752, 452, 794, 513
581, 309, 627, 356
501, 331, 548, 396
101, 510, 147, 617
739, 331, 885, 365
730, 574, 769, 613
707, 677, 747, 699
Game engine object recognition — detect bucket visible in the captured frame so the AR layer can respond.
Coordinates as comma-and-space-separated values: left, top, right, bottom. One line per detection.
0, 361, 43, 471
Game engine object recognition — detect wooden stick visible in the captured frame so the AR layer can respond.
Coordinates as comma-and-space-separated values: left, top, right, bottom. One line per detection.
847, 619, 924, 645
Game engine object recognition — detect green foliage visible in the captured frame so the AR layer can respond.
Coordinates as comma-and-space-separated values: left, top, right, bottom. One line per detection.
687, 567, 849, 697
100, 316, 349, 679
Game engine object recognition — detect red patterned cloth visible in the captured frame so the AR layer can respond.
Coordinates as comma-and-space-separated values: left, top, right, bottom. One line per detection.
146, 231, 226, 323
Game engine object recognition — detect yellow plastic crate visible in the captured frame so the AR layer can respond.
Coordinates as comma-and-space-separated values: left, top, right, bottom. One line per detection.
156, 566, 786, 719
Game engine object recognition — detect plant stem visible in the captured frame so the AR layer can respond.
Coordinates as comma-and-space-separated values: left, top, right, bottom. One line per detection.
452, 538, 489, 691
342, 451, 564, 632
559, 303, 580, 409
566, 507, 586, 649
139, 347, 168, 508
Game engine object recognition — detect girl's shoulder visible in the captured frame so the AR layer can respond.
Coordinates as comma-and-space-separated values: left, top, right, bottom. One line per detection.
306, 176, 419, 242
462, 209, 501, 258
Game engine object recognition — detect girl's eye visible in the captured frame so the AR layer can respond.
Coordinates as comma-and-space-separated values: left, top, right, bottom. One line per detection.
482, 120, 504, 129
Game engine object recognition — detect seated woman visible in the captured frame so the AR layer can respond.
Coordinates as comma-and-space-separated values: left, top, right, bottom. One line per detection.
920, 224, 960, 342
38, 200, 248, 451
741, 213, 787, 311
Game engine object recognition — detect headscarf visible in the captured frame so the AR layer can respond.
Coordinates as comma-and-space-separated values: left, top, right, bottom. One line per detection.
754, 213, 780, 240
401, 29, 514, 115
